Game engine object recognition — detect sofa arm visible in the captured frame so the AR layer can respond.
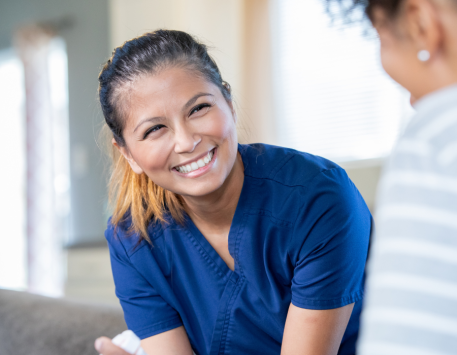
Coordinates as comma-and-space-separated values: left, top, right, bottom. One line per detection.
0, 289, 126, 355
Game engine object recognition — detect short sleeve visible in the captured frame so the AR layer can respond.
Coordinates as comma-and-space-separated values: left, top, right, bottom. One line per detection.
290, 168, 372, 310
105, 224, 183, 339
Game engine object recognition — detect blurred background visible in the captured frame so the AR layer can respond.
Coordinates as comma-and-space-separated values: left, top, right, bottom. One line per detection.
0, 0, 414, 305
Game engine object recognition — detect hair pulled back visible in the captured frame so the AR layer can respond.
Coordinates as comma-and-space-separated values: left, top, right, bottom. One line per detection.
98, 30, 232, 242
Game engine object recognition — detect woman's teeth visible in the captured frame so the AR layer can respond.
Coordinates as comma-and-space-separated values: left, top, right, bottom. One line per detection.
176, 150, 214, 174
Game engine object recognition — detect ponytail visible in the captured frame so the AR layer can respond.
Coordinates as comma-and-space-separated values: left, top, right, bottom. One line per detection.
108, 146, 184, 243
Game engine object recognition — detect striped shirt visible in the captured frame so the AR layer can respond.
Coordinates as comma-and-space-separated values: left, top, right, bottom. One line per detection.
358, 84, 457, 355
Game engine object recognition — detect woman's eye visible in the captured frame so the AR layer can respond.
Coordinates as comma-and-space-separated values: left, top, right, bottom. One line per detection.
143, 124, 165, 139
190, 103, 211, 116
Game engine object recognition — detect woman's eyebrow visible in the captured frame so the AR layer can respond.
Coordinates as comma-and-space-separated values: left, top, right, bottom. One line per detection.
183, 93, 214, 112
133, 116, 163, 133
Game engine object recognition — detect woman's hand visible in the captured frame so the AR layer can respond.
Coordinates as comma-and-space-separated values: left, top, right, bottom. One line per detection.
281, 303, 354, 355
95, 337, 133, 355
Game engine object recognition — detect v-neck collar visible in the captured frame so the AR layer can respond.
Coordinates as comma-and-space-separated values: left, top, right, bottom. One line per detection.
182, 144, 253, 278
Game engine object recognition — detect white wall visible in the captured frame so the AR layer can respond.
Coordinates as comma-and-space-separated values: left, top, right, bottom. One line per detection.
65, 247, 119, 305
341, 159, 384, 213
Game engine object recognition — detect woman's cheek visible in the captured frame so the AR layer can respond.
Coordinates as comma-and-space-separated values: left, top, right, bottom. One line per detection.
379, 35, 401, 81
214, 109, 237, 141
137, 140, 171, 174
197, 111, 234, 142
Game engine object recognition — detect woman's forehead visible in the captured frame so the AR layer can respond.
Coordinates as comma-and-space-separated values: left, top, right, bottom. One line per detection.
135, 68, 213, 100
123, 68, 218, 125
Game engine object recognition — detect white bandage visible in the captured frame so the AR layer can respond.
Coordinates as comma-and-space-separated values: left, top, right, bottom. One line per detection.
112, 330, 147, 355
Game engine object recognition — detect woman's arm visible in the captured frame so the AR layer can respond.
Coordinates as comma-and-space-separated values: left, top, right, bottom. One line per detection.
281, 303, 354, 355
141, 326, 193, 355
95, 326, 193, 355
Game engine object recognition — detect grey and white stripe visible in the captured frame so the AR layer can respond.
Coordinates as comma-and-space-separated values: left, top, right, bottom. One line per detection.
358, 84, 457, 355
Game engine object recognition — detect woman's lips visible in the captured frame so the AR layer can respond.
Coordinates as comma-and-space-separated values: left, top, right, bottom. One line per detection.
174, 148, 217, 178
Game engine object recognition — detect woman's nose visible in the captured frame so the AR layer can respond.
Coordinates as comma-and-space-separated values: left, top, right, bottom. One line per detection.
174, 126, 201, 154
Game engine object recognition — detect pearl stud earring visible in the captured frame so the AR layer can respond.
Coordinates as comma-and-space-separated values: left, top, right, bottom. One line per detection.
417, 50, 430, 62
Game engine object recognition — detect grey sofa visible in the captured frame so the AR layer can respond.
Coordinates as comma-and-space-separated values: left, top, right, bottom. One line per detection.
0, 289, 126, 355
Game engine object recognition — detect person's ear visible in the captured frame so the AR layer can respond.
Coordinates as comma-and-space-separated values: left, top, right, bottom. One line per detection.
403, 0, 442, 60
371, 6, 390, 31
112, 138, 144, 175
222, 81, 237, 123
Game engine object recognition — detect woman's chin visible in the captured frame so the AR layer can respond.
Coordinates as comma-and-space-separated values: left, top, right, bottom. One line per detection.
175, 181, 225, 199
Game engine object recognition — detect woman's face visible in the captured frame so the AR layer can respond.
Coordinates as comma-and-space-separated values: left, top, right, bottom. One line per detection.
116, 67, 239, 198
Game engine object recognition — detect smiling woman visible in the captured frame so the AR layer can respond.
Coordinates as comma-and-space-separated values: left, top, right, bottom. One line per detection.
99, 31, 238, 242
96, 30, 372, 355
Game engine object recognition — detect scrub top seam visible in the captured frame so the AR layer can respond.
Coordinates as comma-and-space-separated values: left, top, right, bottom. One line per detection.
245, 166, 344, 190
244, 208, 293, 227
133, 315, 183, 339
291, 290, 364, 302
286, 168, 348, 264
115, 228, 151, 262
117, 224, 165, 258
233, 213, 249, 278
112, 226, 130, 257
233, 177, 257, 278
182, 227, 228, 279
217, 276, 245, 355
268, 153, 295, 180
291, 289, 364, 310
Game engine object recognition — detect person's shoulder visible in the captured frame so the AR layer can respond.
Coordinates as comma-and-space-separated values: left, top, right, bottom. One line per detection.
240, 143, 343, 187
105, 213, 165, 255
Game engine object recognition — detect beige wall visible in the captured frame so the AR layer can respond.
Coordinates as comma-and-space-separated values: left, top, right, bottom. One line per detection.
241, 0, 277, 145
109, 0, 247, 135
109, 0, 244, 89
108, 0, 277, 145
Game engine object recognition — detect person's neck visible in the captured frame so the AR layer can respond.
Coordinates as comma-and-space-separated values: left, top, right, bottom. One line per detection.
182, 153, 244, 237
414, 68, 457, 100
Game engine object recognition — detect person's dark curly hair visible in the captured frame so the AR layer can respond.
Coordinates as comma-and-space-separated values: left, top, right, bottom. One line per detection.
325, 0, 410, 23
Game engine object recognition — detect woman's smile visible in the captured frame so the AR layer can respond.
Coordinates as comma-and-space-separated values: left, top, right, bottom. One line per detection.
173, 147, 217, 177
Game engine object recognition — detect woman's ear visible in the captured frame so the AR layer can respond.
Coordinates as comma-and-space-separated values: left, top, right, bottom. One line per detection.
112, 138, 144, 175
403, 0, 442, 60
222, 81, 237, 123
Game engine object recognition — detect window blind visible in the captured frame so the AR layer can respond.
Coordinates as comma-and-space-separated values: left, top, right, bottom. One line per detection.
271, 0, 414, 162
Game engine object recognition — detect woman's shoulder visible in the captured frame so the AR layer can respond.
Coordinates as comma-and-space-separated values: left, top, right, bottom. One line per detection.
240, 143, 344, 187
105, 213, 165, 255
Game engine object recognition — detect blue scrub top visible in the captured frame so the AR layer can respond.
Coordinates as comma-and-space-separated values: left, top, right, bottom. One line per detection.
106, 143, 372, 355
